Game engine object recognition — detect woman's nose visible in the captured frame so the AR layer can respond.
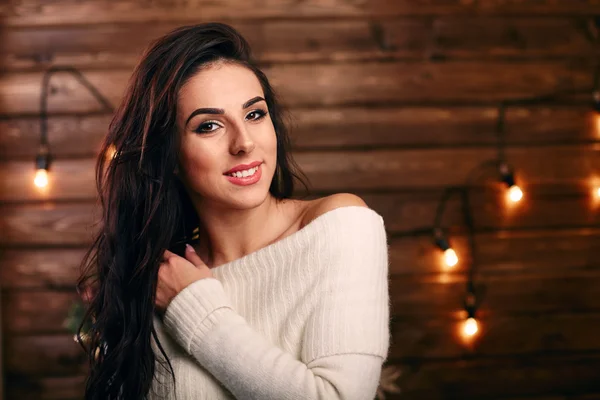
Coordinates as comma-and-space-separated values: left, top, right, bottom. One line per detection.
229, 123, 255, 154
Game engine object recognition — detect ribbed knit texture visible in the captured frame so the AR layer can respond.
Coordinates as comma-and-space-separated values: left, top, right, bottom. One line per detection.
149, 205, 391, 400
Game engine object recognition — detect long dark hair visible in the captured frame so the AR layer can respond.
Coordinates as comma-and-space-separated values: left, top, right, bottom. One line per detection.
76, 22, 310, 399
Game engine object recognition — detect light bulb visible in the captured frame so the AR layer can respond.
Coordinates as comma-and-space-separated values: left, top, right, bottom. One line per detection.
34, 168, 49, 188
595, 186, 600, 199
463, 317, 479, 337
444, 248, 458, 267
508, 185, 523, 202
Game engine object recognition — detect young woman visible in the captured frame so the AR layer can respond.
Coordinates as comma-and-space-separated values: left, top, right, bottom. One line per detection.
78, 22, 390, 399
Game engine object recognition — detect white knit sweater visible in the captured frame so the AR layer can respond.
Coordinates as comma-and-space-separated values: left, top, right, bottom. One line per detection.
150, 205, 391, 400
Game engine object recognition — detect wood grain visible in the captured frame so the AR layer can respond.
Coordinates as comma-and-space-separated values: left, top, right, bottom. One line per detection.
390, 270, 600, 317
1, 290, 78, 334
2, 145, 600, 201
2, 106, 598, 159
1, 186, 599, 245
2, 0, 600, 27
0, 248, 88, 289
2, 3, 600, 399
5, 335, 87, 376
1, 17, 598, 70
0, 202, 100, 245
2, 227, 599, 289
4, 268, 600, 334
0, 61, 593, 115
388, 353, 600, 399
4, 372, 600, 400
4, 375, 85, 400
7, 311, 600, 377
389, 313, 600, 359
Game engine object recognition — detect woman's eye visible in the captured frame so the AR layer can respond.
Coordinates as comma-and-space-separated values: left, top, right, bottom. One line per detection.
247, 110, 267, 121
194, 110, 266, 134
195, 122, 220, 133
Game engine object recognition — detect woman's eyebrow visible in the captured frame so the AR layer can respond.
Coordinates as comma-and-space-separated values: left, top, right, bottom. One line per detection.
185, 96, 265, 127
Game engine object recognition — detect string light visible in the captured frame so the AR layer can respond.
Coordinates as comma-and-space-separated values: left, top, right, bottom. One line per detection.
463, 317, 479, 337
493, 102, 524, 204
34, 66, 113, 190
34, 144, 51, 189
461, 285, 479, 341
430, 30, 599, 349
499, 162, 523, 204
444, 248, 458, 268
434, 229, 458, 268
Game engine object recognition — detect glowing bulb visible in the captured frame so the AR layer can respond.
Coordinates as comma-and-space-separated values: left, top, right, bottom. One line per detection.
463, 317, 479, 337
508, 185, 523, 202
444, 248, 458, 267
596, 186, 600, 198
34, 168, 49, 188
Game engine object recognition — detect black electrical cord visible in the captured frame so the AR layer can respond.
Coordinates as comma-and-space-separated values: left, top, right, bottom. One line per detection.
39, 65, 114, 153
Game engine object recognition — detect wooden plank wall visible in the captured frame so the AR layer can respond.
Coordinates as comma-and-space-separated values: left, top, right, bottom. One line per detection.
1, 1, 600, 399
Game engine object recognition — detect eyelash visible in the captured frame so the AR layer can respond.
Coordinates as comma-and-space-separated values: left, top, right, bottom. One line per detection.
194, 109, 268, 134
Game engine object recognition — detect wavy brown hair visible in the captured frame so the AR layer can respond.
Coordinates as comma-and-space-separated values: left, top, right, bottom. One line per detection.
76, 22, 310, 399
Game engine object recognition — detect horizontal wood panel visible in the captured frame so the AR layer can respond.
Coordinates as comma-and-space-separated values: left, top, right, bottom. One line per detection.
427, 17, 600, 59
5, 335, 87, 376
4, 269, 600, 334
0, 248, 87, 289
2, 290, 78, 333
0, 61, 593, 115
4, 373, 600, 400
390, 313, 600, 359
2, 145, 600, 201
391, 270, 600, 317
388, 227, 600, 276
2, 106, 598, 159
7, 364, 600, 400
0, 114, 109, 159
2, 18, 598, 70
391, 353, 600, 399
2, 228, 599, 289
505, 395, 600, 400
7, 312, 600, 377
0, 202, 100, 245
3, 0, 600, 27
5, 375, 85, 400
1, 187, 600, 245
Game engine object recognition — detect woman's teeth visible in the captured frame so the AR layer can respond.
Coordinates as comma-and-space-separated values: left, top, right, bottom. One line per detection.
227, 166, 259, 178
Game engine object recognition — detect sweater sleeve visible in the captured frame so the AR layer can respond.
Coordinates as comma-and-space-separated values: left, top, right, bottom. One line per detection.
162, 208, 391, 400
301, 208, 390, 363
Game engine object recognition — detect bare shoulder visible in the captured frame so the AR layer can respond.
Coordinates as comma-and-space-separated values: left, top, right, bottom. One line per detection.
301, 193, 370, 227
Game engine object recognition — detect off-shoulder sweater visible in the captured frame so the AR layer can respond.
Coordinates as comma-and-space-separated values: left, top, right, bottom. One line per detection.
150, 205, 391, 399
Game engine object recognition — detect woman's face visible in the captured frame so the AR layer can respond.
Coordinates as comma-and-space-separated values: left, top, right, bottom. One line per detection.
175, 62, 278, 210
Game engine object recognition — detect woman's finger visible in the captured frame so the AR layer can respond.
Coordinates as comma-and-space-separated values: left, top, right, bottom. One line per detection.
163, 249, 175, 259
184, 244, 206, 268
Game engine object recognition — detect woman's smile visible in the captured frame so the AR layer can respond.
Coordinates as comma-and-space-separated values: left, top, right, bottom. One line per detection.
224, 163, 262, 186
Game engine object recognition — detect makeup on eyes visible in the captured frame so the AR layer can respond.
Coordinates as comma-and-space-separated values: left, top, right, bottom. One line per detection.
185, 96, 266, 127
193, 109, 268, 134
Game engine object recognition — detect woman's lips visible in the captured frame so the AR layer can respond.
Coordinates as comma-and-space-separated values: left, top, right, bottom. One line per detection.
224, 164, 262, 186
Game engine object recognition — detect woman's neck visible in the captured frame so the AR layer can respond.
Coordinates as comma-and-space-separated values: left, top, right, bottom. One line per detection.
192, 197, 305, 269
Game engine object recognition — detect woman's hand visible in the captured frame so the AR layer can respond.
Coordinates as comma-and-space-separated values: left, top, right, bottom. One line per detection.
155, 244, 214, 312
